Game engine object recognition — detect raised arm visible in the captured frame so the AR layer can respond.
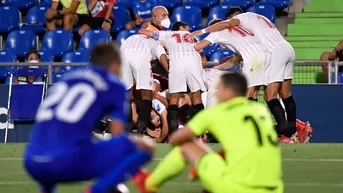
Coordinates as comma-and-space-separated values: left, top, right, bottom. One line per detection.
194, 39, 211, 52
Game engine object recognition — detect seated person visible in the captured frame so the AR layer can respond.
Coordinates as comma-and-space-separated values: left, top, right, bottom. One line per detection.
16, 49, 44, 85
125, 0, 156, 30
321, 40, 343, 82
78, 0, 115, 36
45, 0, 89, 32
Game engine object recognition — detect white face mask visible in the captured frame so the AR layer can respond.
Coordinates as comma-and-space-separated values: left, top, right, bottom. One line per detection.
29, 60, 39, 63
160, 18, 171, 28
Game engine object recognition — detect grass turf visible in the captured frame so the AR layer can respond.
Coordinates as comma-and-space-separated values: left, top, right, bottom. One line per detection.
0, 143, 343, 193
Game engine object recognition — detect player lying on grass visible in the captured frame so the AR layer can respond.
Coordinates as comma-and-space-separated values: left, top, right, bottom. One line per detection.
24, 43, 154, 193
139, 21, 206, 135
135, 72, 284, 193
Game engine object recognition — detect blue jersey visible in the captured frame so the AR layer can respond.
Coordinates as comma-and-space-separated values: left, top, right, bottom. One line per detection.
132, 0, 156, 19
28, 66, 127, 152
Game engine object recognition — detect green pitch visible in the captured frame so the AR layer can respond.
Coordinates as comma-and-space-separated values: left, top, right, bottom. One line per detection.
0, 144, 343, 193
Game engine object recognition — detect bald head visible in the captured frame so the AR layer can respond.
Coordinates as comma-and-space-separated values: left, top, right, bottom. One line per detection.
152, 6, 170, 29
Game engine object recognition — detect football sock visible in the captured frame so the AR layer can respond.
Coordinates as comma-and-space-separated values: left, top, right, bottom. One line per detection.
146, 147, 186, 192
137, 100, 152, 135
179, 104, 194, 122
40, 184, 55, 193
282, 95, 297, 136
91, 151, 151, 193
193, 103, 205, 116
248, 97, 258, 102
168, 105, 179, 134
267, 98, 289, 136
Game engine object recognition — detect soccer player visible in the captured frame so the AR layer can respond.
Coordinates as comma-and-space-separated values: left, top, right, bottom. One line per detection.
24, 44, 154, 193
136, 72, 283, 193
188, 7, 298, 143
139, 21, 206, 134
121, 34, 168, 135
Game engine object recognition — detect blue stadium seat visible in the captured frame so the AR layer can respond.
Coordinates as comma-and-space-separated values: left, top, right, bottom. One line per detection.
185, 0, 219, 8
207, 5, 230, 24
155, 0, 182, 8
5, 0, 38, 9
5, 30, 37, 57
0, 50, 17, 79
78, 30, 111, 53
209, 49, 234, 62
111, 6, 131, 32
38, 51, 54, 62
62, 51, 89, 63
39, 0, 52, 6
21, 6, 48, 33
198, 32, 221, 58
247, 4, 276, 24
222, 0, 255, 9
116, 0, 133, 8
258, 0, 292, 9
42, 30, 73, 57
115, 29, 138, 46
171, 6, 202, 31
0, 6, 20, 33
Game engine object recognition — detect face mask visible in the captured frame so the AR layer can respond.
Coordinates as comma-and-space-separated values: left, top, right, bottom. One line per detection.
29, 60, 39, 63
160, 18, 171, 28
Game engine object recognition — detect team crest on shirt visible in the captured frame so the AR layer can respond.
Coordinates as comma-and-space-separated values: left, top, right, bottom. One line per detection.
147, 3, 151, 7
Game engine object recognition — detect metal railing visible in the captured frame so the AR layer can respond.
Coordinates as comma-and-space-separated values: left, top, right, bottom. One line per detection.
0, 61, 342, 84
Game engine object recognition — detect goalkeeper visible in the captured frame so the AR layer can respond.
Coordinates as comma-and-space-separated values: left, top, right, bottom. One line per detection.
135, 72, 284, 193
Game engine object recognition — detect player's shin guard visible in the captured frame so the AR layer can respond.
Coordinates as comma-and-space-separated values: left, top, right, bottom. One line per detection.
168, 105, 179, 134
267, 98, 289, 137
137, 100, 153, 135
90, 151, 151, 193
146, 147, 186, 192
179, 104, 194, 123
193, 103, 205, 115
248, 97, 258, 102
282, 95, 297, 136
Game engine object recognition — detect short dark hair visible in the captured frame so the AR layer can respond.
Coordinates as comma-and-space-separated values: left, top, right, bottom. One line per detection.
171, 21, 189, 31
90, 43, 121, 68
225, 6, 244, 19
220, 72, 247, 96
208, 18, 223, 26
26, 48, 40, 60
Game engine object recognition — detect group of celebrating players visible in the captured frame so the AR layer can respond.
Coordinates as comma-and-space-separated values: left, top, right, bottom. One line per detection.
22, 5, 313, 193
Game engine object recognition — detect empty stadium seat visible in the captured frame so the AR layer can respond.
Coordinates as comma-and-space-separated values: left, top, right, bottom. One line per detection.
38, 51, 54, 63
5, 30, 37, 57
258, 0, 292, 9
111, 6, 131, 32
185, 0, 219, 8
5, 0, 38, 9
209, 49, 234, 62
198, 32, 221, 58
79, 30, 111, 53
116, 0, 133, 8
21, 6, 48, 33
0, 6, 20, 33
115, 29, 138, 46
171, 6, 202, 31
155, 0, 182, 8
0, 51, 17, 79
42, 30, 73, 57
39, 0, 52, 6
247, 4, 276, 24
207, 5, 230, 24
222, 0, 255, 9
62, 51, 89, 63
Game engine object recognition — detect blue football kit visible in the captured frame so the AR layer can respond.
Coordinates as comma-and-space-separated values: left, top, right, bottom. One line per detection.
24, 66, 151, 193
133, 0, 156, 19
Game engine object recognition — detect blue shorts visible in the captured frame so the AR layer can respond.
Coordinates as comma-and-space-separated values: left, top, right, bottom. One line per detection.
24, 136, 137, 185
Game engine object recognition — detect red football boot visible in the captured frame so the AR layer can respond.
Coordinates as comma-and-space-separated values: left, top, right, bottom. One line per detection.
295, 119, 313, 143
131, 169, 154, 193
278, 135, 295, 144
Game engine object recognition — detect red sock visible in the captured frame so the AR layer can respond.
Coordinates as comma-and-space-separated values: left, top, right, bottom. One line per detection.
217, 149, 225, 159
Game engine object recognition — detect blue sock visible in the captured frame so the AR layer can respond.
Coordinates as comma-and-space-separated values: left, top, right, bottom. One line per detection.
91, 151, 151, 193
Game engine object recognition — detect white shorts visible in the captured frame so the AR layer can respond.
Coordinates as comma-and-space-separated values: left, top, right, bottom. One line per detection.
168, 56, 206, 94
242, 51, 268, 88
265, 43, 295, 84
121, 50, 153, 90
202, 69, 225, 108
201, 90, 218, 108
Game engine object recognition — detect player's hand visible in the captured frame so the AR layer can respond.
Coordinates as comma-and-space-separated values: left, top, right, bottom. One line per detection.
185, 30, 203, 40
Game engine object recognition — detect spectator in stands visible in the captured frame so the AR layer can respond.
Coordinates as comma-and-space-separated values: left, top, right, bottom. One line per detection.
125, 0, 156, 30
45, 0, 89, 32
146, 5, 170, 31
78, 0, 115, 36
16, 49, 43, 84
320, 40, 343, 82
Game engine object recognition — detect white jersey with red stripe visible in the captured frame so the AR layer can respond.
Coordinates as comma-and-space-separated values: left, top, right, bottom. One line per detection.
120, 34, 165, 60
157, 31, 200, 60
233, 12, 288, 51
204, 26, 267, 62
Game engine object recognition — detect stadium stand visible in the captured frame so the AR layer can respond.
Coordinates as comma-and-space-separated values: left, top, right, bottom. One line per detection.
21, 5, 48, 33
184, 0, 219, 8
5, 30, 37, 58
209, 49, 235, 62
156, 0, 183, 8
111, 6, 131, 32
41, 30, 73, 57
247, 4, 276, 23
38, 51, 54, 63
4, 0, 38, 9
115, 29, 138, 46
0, 6, 20, 33
257, 0, 292, 9
222, 0, 256, 9
170, 5, 202, 31
78, 30, 111, 53
207, 5, 230, 23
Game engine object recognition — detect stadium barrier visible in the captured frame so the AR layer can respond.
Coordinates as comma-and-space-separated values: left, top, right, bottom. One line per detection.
0, 61, 342, 143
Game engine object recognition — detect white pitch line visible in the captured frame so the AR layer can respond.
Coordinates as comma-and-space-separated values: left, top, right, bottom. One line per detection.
1, 157, 343, 162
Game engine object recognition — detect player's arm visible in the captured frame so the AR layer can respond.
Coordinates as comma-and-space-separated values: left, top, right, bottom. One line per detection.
213, 53, 242, 70
200, 51, 208, 69
138, 29, 164, 41
156, 109, 169, 143
169, 110, 210, 145
194, 32, 220, 52
188, 18, 240, 38
194, 39, 211, 52
155, 44, 169, 72
88, 0, 97, 10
